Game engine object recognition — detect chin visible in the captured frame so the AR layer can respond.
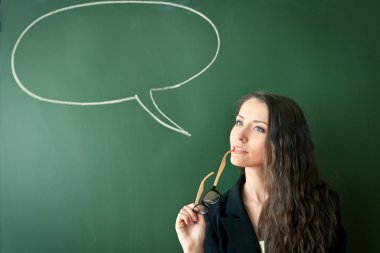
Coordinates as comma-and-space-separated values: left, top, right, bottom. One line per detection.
230, 157, 246, 167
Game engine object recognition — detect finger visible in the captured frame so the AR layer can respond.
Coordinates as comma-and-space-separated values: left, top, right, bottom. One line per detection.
176, 210, 193, 226
182, 204, 199, 222
182, 207, 199, 224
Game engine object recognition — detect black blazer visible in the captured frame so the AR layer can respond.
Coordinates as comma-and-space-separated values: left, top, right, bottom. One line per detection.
204, 176, 347, 253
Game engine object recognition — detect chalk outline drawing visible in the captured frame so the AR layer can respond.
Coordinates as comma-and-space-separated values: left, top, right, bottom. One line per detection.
11, 1, 221, 136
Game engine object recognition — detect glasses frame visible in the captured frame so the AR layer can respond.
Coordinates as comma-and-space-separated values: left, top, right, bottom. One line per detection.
192, 150, 231, 214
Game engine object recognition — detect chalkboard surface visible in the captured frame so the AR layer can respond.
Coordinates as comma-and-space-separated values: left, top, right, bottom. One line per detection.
1, 0, 379, 252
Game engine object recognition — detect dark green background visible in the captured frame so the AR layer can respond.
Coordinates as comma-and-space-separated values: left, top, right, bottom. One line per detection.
1, 0, 379, 252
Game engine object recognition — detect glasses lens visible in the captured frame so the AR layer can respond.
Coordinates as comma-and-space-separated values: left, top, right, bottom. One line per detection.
193, 204, 208, 215
203, 190, 220, 204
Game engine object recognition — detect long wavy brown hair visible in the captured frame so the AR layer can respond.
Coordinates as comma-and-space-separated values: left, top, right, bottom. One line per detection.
236, 92, 338, 253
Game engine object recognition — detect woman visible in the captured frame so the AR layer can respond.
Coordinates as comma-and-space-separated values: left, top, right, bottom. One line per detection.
175, 92, 347, 253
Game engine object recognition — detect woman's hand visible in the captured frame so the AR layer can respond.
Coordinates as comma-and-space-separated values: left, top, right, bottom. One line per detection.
175, 203, 206, 253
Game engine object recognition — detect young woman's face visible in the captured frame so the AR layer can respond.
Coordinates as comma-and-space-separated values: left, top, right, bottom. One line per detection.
230, 98, 269, 169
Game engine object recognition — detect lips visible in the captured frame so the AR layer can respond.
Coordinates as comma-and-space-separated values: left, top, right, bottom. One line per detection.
232, 146, 248, 154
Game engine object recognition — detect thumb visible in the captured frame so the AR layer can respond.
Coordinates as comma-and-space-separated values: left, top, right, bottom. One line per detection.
195, 212, 206, 227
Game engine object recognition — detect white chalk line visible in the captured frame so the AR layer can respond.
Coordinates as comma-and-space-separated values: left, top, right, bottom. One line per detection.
11, 1, 221, 136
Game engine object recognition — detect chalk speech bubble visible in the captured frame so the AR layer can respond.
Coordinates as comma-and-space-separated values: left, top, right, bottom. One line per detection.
11, 1, 220, 136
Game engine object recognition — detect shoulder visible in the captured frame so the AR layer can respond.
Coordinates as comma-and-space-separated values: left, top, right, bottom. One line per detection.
323, 186, 347, 252
205, 186, 230, 224
203, 178, 242, 251
205, 176, 244, 224
320, 184, 343, 219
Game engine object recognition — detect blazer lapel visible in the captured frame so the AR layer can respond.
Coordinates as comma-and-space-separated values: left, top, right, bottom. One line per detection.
220, 177, 262, 253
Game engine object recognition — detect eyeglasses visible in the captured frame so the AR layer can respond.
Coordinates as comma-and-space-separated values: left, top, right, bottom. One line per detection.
192, 150, 232, 214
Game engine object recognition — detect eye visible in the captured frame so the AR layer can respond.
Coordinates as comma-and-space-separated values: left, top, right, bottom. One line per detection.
235, 120, 243, 126
254, 126, 265, 133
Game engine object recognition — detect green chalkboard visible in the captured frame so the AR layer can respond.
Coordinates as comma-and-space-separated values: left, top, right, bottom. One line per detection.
1, 0, 379, 252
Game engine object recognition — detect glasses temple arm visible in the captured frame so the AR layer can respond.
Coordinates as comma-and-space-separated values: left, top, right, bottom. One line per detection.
213, 150, 232, 187
194, 171, 214, 204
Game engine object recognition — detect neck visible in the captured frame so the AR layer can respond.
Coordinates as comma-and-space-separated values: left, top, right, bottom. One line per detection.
243, 166, 268, 204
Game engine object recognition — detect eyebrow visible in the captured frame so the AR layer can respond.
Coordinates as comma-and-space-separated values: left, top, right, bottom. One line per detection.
237, 114, 268, 125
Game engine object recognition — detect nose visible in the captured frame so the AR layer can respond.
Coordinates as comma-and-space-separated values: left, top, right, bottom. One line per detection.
236, 128, 248, 143
239, 135, 247, 143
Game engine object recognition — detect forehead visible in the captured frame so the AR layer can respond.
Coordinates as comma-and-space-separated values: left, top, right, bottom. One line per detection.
238, 98, 268, 122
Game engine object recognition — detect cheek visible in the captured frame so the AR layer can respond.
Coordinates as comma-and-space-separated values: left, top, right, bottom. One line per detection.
258, 139, 266, 152
246, 138, 266, 160
255, 140, 266, 156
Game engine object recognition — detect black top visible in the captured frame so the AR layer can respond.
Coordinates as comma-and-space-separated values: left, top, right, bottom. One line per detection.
204, 176, 347, 253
